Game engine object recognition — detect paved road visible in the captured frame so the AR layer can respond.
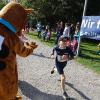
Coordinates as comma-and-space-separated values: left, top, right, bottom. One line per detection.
17, 36, 100, 100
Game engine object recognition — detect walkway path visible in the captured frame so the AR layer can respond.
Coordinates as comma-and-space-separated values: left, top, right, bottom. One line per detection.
17, 36, 100, 100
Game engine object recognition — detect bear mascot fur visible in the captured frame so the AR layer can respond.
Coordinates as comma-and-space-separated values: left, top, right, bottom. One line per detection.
0, 2, 37, 100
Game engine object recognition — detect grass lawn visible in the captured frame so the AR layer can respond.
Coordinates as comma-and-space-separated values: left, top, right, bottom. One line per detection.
77, 39, 100, 74
29, 32, 56, 47
29, 32, 100, 74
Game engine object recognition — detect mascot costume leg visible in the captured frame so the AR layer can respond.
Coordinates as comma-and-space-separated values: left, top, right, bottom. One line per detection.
0, 2, 37, 100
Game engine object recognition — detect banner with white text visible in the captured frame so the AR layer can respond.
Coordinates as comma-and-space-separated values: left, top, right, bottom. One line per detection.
80, 16, 100, 40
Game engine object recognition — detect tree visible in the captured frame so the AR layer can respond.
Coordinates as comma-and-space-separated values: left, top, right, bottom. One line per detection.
86, 0, 100, 16
19, 0, 84, 24
0, 1, 6, 10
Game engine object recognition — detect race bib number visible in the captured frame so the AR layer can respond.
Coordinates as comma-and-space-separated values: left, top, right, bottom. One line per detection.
57, 55, 68, 62
0, 35, 4, 50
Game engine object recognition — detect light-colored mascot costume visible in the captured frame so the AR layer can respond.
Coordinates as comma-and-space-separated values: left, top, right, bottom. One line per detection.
0, 2, 37, 100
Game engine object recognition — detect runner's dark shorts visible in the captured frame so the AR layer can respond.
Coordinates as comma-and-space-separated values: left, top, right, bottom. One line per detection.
55, 58, 67, 74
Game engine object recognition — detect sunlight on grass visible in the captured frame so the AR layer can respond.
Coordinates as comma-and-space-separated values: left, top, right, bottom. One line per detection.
29, 32, 56, 47
77, 40, 100, 74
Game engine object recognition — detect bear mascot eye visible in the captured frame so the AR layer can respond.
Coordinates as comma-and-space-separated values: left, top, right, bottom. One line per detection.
0, 43, 9, 58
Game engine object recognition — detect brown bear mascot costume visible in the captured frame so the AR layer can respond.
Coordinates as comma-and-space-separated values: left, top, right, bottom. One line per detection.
0, 2, 37, 100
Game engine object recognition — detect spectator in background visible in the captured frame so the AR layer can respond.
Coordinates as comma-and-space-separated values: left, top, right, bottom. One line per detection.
41, 25, 51, 41
60, 21, 64, 34
63, 23, 70, 38
75, 22, 80, 36
45, 29, 52, 41
74, 22, 80, 44
66, 36, 71, 48
71, 36, 78, 55
55, 21, 64, 44
70, 23, 75, 40
36, 21, 42, 38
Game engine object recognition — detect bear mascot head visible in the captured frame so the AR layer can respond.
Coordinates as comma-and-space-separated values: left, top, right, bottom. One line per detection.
0, 2, 37, 100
